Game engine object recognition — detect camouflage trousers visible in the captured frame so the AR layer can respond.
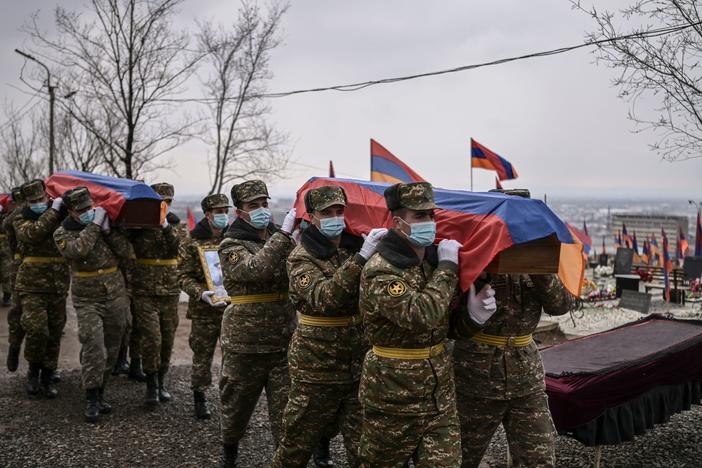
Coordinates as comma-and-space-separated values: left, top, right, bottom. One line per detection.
133, 295, 179, 374
19, 293, 67, 369
359, 405, 461, 468
189, 315, 222, 392
219, 351, 290, 446
7, 293, 24, 347
457, 391, 556, 468
74, 294, 128, 389
271, 380, 363, 468
0, 244, 11, 294
121, 298, 141, 360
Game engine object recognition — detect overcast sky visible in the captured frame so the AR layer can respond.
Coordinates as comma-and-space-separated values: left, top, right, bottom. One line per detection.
1, 0, 699, 200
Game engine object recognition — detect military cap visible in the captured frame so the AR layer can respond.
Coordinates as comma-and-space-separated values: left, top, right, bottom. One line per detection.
201, 193, 231, 212
384, 182, 436, 211
231, 180, 270, 205
150, 182, 175, 200
489, 188, 531, 199
21, 179, 46, 202
304, 185, 347, 212
63, 186, 93, 211
11, 186, 24, 203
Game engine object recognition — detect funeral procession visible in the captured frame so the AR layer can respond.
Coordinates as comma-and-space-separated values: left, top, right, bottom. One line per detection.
1, 1, 702, 467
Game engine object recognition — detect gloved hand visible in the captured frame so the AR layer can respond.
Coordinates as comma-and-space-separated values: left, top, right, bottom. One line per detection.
51, 197, 63, 211
100, 214, 110, 233
291, 228, 302, 245
281, 208, 297, 235
161, 217, 169, 229
201, 290, 227, 307
437, 239, 462, 264
93, 207, 107, 226
467, 284, 497, 325
360, 228, 388, 259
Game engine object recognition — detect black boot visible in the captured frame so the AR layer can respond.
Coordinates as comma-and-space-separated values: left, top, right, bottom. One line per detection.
128, 357, 146, 382
2, 292, 11, 306
25, 363, 41, 396
158, 370, 171, 402
193, 391, 211, 420
51, 371, 61, 384
112, 346, 129, 376
145, 373, 159, 408
313, 437, 335, 468
219, 444, 238, 468
40, 368, 59, 399
6, 345, 20, 372
85, 388, 100, 423
97, 387, 112, 414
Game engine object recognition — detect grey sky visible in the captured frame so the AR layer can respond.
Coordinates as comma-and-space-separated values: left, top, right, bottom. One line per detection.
1, 1, 698, 199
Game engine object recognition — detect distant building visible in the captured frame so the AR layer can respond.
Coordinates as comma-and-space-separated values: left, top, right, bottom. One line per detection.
611, 213, 689, 246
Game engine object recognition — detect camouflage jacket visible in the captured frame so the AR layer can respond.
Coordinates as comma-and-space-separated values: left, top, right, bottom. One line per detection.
2, 208, 23, 285
126, 212, 182, 296
454, 274, 575, 399
358, 229, 461, 416
179, 218, 227, 320
287, 226, 368, 384
0, 211, 9, 253
54, 218, 132, 300
13, 207, 70, 294
218, 217, 295, 354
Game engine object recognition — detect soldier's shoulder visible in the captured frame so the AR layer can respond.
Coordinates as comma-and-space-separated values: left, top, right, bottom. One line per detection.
288, 243, 312, 262
363, 252, 399, 276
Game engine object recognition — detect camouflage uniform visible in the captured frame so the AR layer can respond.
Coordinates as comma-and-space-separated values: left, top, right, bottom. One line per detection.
272, 186, 368, 468
358, 182, 463, 468
4, 187, 26, 354
218, 180, 295, 449
0, 206, 12, 298
455, 274, 575, 468
54, 188, 130, 392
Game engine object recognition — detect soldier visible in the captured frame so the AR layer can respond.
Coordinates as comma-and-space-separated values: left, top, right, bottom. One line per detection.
5, 186, 26, 372
126, 182, 182, 407
179, 193, 231, 419
270, 185, 386, 468
54, 187, 130, 423
13, 180, 70, 398
455, 189, 576, 468
357, 181, 497, 467
218, 180, 297, 467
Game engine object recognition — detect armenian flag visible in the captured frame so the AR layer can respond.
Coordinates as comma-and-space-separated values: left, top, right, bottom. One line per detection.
650, 233, 660, 265
621, 223, 633, 249
370, 139, 425, 184
470, 139, 518, 181
632, 231, 639, 254
186, 207, 196, 231
696, 211, 702, 257
567, 223, 592, 255
677, 226, 688, 263
641, 239, 650, 264
661, 229, 672, 302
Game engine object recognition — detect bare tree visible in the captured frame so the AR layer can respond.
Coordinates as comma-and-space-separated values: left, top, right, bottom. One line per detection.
0, 102, 46, 190
24, 0, 201, 179
197, 1, 289, 195
574, 1, 702, 161
53, 108, 107, 173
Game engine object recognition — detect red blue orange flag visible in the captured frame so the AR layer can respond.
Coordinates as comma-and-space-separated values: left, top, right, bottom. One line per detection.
677, 225, 688, 262
661, 229, 672, 301
186, 207, 196, 231
567, 223, 592, 255
642, 239, 650, 264
370, 139, 425, 184
632, 231, 639, 254
470, 139, 518, 181
621, 223, 633, 249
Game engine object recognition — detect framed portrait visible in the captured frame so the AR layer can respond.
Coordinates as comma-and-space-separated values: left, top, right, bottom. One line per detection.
197, 247, 229, 303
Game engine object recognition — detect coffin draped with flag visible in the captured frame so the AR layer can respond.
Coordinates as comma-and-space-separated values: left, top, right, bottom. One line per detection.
45, 170, 163, 228
294, 177, 585, 296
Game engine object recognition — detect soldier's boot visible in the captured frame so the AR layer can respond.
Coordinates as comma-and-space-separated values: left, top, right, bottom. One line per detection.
128, 357, 146, 382
51, 371, 61, 384
25, 363, 41, 396
112, 345, 129, 376
6, 345, 20, 372
39, 368, 59, 399
157, 370, 172, 402
313, 437, 335, 468
219, 444, 238, 468
97, 386, 112, 414
85, 388, 100, 423
145, 373, 160, 408
2, 292, 11, 307
193, 391, 211, 420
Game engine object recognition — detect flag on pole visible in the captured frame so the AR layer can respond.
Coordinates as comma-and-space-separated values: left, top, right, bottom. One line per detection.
696, 211, 702, 257
677, 225, 688, 263
661, 229, 672, 302
370, 139, 425, 183
642, 239, 650, 264
621, 223, 633, 249
583, 220, 589, 237
632, 231, 639, 254
615, 230, 622, 247
470, 139, 518, 181
650, 233, 660, 265
186, 207, 196, 231
329, 160, 336, 178
495, 178, 503, 190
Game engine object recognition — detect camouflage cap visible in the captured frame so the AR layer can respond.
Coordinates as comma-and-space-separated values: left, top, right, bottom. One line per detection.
201, 193, 231, 212
384, 182, 435, 211
489, 188, 531, 199
231, 180, 270, 205
11, 186, 24, 203
63, 186, 93, 211
150, 182, 175, 200
304, 185, 347, 212
21, 179, 46, 202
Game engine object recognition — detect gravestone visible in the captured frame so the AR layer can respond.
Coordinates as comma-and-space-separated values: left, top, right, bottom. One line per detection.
683, 256, 702, 280
614, 248, 634, 275
619, 290, 652, 314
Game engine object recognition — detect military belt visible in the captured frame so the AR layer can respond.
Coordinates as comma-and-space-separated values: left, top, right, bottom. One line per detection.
135, 258, 178, 266
22, 256, 66, 265
74, 266, 119, 278
471, 332, 533, 348
14, 254, 22, 261
372, 343, 446, 360
228, 292, 288, 305
298, 314, 362, 327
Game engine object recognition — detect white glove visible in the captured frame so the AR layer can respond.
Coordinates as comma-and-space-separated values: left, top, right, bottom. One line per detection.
437, 239, 462, 264
161, 218, 169, 229
201, 290, 227, 307
51, 197, 63, 211
291, 228, 302, 245
100, 214, 110, 233
93, 207, 107, 226
467, 284, 497, 325
281, 208, 297, 234
360, 228, 388, 259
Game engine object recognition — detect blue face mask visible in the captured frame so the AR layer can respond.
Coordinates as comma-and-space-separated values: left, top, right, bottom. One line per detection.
30, 202, 48, 214
79, 209, 95, 225
246, 207, 272, 229
212, 213, 229, 230
404, 220, 436, 247
318, 216, 345, 238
